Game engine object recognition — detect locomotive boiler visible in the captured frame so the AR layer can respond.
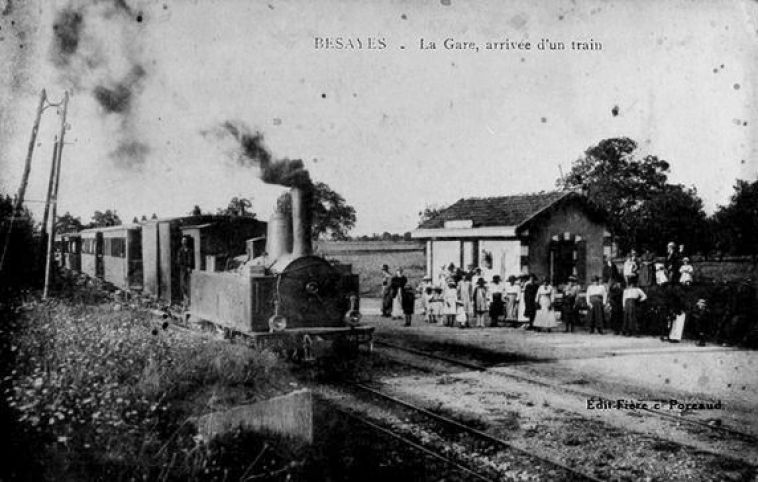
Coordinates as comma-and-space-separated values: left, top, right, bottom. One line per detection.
189, 186, 371, 350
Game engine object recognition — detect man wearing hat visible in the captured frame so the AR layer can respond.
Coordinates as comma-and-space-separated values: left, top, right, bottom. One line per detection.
472, 277, 488, 328
523, 274, 539, 329
380, 265, 393, 317
562, 275, 581, 333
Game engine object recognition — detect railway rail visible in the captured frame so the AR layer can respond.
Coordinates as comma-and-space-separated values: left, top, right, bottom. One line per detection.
329, 404, 496, 482
373, 338, 758, 445
342, 381, 604, 482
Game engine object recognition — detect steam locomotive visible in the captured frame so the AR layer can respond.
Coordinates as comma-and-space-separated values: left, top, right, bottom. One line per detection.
55, 185, 372, 354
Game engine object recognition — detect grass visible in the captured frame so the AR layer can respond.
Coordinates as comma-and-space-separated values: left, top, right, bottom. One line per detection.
1, 287, 295, 480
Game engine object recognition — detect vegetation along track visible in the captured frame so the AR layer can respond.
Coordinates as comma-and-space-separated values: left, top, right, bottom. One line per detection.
373, 339, 758, 445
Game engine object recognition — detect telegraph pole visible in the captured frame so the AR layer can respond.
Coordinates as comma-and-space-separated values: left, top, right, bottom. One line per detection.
43, 91, 69, 300
15, 89, 47, 211
0, 89, 47, 276
40, 137, 59, 262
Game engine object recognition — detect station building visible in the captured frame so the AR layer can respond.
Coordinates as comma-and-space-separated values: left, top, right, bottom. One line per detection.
411, 191, 614, 286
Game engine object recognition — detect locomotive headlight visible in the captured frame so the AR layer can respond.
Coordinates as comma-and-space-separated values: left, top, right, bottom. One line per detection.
268, 314, 288, 332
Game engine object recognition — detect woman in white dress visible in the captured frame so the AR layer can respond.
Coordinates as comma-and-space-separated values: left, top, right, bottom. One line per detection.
533, 279, 558, 331
517, 275, 529, 323
504, 275, 520, 324
443, 281, 459, 327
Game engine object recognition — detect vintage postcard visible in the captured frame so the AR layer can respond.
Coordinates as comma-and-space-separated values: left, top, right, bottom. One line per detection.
1, 0, 756, 480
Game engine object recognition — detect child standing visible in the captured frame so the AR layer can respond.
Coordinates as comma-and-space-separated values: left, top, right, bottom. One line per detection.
472, 278, 488, 328
679, 258, 694, 286
443, 281, 459, 327
423, 286, 434, 323
401, 285, 415, 327
431, 286, 444, 324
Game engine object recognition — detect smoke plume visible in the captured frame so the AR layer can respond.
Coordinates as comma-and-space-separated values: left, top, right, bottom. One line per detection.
218, 121, 312, 188
93, 64, 145, 114
48, 0, 150, 168
51, 7, 84, 67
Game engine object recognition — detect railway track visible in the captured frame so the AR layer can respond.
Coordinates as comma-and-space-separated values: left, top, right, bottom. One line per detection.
329, 404, 496, 482
327, 382, 603, 482
373, 338, 758, 445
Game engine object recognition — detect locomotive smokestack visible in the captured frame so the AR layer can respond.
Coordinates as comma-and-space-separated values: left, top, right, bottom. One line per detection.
291, 186, 312, 258
266, 206, 293, 260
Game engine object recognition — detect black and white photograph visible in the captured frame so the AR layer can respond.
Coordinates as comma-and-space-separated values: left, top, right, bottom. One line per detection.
1, 0, 757, 480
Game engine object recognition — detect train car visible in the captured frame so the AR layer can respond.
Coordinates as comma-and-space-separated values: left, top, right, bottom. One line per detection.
79, 224, 142, 290
141, 215, 267, 305
189, 186, 372, 354
79, 229, 100, 279
64, 233, 81, 272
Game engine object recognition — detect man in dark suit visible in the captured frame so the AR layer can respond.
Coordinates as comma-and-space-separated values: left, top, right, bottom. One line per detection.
380, 264, 393, 317
665, 242, 681, 285
523, 274, 539, 329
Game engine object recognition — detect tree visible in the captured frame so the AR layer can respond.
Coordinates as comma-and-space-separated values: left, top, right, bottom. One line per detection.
89, 209, 122, 228
630, 184, 710, 255
418, 203, 442, 225
559, 137, 673, 253
276, 182, 356, 240
56, 212, 83, 233
0, 193, 37, 289
712, 179, 758, 259
190, 205, 202, 216
217, 197, 255, 218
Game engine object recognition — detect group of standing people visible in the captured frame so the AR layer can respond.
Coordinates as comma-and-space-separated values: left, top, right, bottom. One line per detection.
385, 262, 568, 331
611, 243, 694, 288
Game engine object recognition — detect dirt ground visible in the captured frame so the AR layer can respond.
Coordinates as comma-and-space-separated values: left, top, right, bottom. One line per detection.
360, 308, 758, 477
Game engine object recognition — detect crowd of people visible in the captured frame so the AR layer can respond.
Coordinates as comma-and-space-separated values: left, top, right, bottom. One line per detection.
378, 240, 756, 346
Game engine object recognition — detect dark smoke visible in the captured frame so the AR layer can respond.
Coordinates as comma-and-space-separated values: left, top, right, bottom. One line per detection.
220, 121, 312, 188
112, 139, 149, 166
51, 7, 84, 67
93, 65, 146, 114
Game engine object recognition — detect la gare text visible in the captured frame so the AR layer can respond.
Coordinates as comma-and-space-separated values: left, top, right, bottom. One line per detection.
420, 37, 602, 52
313, 37, 602, 52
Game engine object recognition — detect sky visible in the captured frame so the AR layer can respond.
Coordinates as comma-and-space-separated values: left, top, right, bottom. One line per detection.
0, 0, 756, 235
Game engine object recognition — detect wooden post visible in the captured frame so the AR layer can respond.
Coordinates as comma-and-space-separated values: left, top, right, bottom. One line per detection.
0, 89, 47, 276
15, 89, 47, 211
39, 137, 59, 263
43, 92, 68, 299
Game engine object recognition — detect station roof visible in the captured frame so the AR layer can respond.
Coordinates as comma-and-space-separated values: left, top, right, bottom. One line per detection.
418, 190, 576, 229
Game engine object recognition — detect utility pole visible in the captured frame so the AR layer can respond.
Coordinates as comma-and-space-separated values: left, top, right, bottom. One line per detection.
0, 89, 47, 276
40, 137, 59, 264
16, 89, 47, 211
43, 91, 69, 300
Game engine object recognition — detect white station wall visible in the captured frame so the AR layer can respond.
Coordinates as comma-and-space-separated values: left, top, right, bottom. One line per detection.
429, 239, 521, 284
478, 240, 521, 281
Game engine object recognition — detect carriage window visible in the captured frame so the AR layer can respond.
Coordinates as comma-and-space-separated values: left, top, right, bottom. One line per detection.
105, 238, 126, 257
82, 239, 93, 254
